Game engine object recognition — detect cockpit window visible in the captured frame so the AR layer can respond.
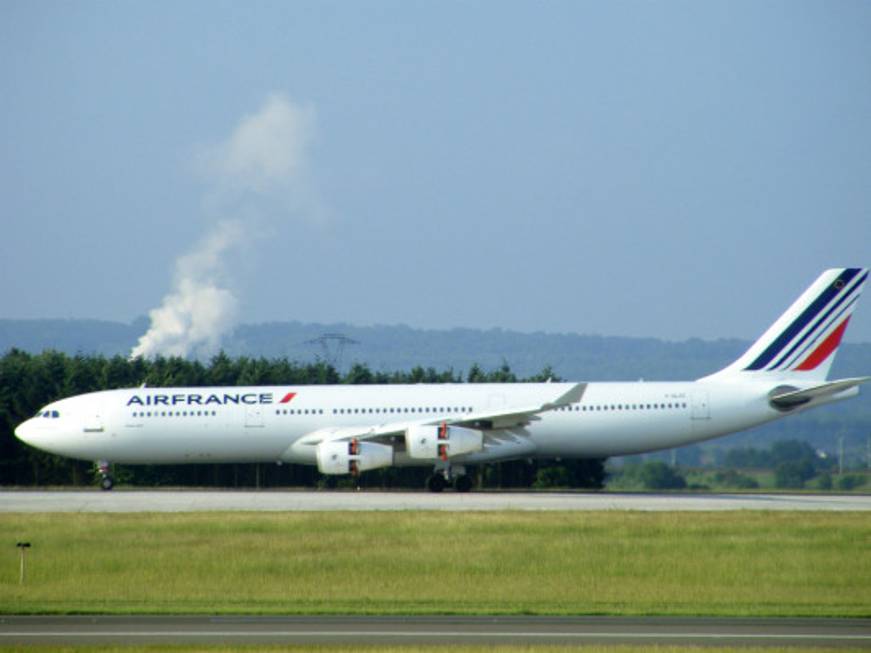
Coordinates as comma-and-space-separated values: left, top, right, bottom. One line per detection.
37, 410, 60, 419
51, 410, 60, 418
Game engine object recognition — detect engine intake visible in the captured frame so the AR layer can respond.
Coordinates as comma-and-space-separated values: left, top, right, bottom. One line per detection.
405, 423, 483, 460
316, 439, 393, 475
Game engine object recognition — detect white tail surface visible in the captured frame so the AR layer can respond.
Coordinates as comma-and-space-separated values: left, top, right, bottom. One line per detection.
704, 268, 867, 382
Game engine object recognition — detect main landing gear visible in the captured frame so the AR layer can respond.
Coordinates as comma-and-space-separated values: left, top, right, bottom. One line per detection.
454, 474, 473, 493
96, 461, 114, 491
426, 473, 447, 493
426, 464, 473, 493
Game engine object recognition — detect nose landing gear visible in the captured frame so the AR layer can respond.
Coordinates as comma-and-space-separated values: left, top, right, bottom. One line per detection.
95, 461, 114, 491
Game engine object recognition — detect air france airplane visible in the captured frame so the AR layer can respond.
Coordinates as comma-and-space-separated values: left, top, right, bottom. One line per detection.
15, 268, 869, 492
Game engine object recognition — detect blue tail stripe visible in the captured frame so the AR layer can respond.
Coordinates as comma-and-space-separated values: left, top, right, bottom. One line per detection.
744, 268, 862, 371
776, 294, 860, 371
766, 270, 867, 370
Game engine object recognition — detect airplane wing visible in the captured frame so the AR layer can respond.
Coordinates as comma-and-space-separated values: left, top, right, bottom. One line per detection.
295, 382, 587, 446
770, 377, 870, 409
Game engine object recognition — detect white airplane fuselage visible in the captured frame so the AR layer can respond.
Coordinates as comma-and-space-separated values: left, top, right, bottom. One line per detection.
15, 379, 854, 466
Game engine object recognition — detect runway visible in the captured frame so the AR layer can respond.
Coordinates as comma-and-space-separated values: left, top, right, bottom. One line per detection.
1, 489, 870, 512
1, 616, 870, 647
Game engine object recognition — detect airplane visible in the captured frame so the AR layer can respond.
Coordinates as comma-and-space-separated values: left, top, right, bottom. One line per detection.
14, 267, 869, 492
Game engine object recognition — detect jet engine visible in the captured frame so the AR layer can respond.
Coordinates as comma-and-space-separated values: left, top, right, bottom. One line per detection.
405, 423, 483, 460
316, 439, 393, 475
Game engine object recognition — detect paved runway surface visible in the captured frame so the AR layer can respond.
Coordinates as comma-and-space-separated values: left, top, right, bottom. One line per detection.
2, 616, 870, 647
2, 490, 870, 512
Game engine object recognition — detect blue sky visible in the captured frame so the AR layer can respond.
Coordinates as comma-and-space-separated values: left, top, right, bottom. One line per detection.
2, 0, 870, 350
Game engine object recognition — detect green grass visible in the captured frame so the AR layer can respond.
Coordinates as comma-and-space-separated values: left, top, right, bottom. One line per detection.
1, 512, 869, 616
0, 647, 866, 653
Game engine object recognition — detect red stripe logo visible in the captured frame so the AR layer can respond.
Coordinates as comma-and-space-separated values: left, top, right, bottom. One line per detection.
279, 392, 297, 404
795, 317, 850, 371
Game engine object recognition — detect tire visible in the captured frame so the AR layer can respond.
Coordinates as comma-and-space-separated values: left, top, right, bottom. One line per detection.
454, 475, 473, 493
100, 476, 114, 491
426, 474, 447, 493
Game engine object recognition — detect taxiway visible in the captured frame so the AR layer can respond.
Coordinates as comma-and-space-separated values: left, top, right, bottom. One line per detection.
1, 615, 870, 647
1, 490, 870, 512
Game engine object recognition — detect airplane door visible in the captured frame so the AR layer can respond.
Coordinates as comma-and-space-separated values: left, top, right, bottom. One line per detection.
83, 405, 104, 432
691, 391, 710, 420
245, 405, 264, 428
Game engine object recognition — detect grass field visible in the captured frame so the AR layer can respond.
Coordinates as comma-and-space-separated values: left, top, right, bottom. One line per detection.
0, 647, 866, 653
0, 512, 869, 617
0, 645, 867, 653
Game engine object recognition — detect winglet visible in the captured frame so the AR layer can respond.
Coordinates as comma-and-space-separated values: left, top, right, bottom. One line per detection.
541, 383, 586, 411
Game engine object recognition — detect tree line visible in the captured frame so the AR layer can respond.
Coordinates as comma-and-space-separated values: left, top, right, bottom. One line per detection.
0, 349, 605, 489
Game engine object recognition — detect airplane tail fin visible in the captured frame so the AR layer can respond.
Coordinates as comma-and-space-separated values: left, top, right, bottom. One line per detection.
703, 268, 867, 382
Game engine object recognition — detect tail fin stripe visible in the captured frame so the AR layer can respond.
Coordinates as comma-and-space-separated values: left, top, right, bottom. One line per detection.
745, 267, 862, 371
773, 291, 861, 371
795, 316, 851, 371
766, 271, 867, 370
768, 293, 861, 370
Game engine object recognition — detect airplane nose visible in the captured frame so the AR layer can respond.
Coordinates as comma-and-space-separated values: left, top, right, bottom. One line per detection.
14, 418, 47, 449
14, 418, 39, 446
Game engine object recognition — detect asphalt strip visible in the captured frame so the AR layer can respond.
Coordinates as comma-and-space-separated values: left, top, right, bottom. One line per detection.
2, 616, 870, 647
2, 490, 871, 512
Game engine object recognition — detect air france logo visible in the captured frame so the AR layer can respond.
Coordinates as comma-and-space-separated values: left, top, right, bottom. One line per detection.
127, 392, 295, 407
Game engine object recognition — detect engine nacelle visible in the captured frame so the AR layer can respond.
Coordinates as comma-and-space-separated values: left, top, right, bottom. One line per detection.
316, 439, 394, 475
405, 424, 483, 460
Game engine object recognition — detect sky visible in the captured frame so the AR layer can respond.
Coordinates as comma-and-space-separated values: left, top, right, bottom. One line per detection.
2, 0, 870, 355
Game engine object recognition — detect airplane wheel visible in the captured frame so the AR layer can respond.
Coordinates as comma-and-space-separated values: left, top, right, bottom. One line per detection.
454, 475, 473, 493
426, 474, 446, 493
100, 476, 114, 491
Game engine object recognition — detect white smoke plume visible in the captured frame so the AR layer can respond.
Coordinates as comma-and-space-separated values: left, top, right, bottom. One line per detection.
199, 93, 316, 198
130, 220, 243, 359
131, 94, 317, 359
